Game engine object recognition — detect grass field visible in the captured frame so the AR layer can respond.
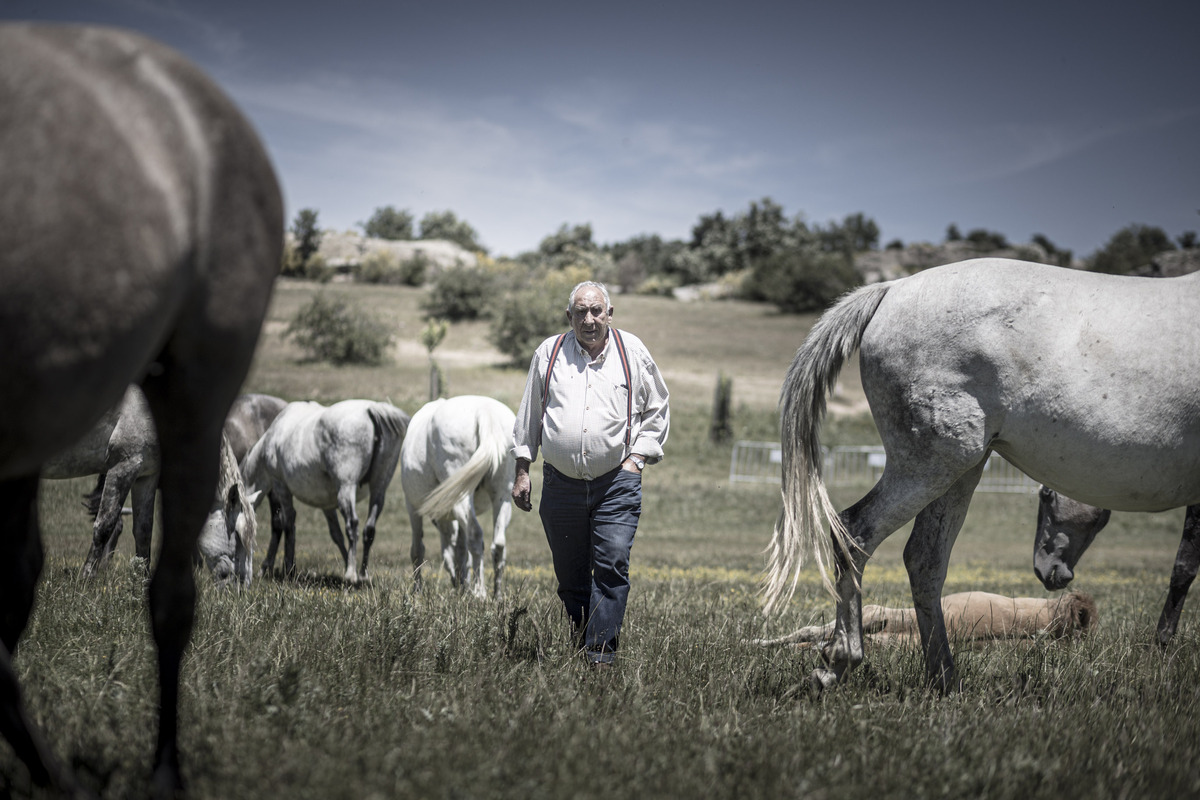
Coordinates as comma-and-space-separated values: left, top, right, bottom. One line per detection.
5, 280, 1198, 798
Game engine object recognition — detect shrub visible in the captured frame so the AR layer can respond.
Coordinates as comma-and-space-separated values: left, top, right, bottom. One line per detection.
286, 293, 394, 365
490, 267, 590, 366
357, 250, 428, 286
422, 264, 497, 321
743, 248, 861, 313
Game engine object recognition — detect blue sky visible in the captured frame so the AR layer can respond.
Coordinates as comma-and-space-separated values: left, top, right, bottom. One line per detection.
8, 1, 1198, 258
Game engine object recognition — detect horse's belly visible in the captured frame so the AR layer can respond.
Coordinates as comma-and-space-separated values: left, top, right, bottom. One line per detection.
996, 440, 1200, 512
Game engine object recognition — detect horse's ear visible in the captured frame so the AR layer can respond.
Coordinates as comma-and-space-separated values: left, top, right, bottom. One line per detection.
246, 489, 263, 507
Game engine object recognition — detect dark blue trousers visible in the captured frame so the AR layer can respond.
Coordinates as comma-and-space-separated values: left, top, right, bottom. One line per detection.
539, 463, 642, 664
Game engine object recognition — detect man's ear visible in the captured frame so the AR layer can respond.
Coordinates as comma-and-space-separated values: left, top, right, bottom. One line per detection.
564, 310, 572, 325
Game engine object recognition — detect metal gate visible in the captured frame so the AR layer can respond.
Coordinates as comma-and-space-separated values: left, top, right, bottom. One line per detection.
730, 442, 1037, 493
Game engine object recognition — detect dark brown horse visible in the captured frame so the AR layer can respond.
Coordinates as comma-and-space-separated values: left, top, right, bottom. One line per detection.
1034, 487, 1200, 647
0, 23, 281, 797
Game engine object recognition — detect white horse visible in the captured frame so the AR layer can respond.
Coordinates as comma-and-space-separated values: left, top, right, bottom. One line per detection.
766, 258, 1200, 692
0, 23, 281, 797
195, 435, 260, 586
242, 399, 410, 583
1034, 487, 1200, 647
400, 395, 516, 598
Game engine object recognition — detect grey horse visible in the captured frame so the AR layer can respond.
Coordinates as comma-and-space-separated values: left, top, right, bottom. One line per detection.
44, 390, 287, 579
1034, 486, 1200, 647
0, 23, 281, 797
43, 385, 159, 573
242, 399, 410, 582
766, 258, 1200, 693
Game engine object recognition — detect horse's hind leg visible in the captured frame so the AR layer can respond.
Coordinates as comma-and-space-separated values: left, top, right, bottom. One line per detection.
80, 459, 138, 577
813, 467, 970, 690
0, 475, 78, 794
359, 485, 390, 582
407, 502, 427, 591
1157, 504, 1200, 647
457, 498, 486, 599
902, 461, 986, 692
321, 503, 352, 585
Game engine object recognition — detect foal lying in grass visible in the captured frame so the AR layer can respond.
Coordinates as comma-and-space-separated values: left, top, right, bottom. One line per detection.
755, 590, 1097, 649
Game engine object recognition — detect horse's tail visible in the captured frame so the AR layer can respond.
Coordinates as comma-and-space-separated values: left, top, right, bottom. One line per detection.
418, 408, 507, 521
764, 281, 891, 615
367, 402, 411, 476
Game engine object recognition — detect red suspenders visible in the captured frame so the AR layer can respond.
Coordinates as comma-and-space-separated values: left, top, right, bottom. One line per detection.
540, 329, 633, 449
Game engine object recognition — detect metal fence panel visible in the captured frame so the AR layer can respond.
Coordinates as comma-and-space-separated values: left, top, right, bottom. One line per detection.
730, 441, 1037, 493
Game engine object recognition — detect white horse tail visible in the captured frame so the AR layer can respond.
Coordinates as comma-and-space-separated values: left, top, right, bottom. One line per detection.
764, 281, 891, 615
418, 408, 507, 521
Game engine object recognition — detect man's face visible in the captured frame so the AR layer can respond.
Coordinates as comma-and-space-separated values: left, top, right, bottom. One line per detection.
568, 287, 612, 354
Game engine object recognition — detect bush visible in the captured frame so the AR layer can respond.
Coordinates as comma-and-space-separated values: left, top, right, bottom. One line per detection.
422, 264, 498, 321
286, 293, 394, 365
743, 248, 861, 313
357, 250, 428, 286
490, 267, 590, 366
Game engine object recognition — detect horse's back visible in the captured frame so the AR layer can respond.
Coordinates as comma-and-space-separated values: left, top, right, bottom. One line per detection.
0, 23, 281, 476
859, 259, 1200, 509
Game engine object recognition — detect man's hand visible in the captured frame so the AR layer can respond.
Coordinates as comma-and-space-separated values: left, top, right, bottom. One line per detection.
512, 460, 532, 512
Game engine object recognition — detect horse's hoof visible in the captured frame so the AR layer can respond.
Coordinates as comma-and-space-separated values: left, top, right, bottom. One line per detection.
809, 668, 839, 692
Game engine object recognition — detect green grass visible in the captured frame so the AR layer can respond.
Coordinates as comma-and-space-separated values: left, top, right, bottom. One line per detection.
5, 280, 1197, 798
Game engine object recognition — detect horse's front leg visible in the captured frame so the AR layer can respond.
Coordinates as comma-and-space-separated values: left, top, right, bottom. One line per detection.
903, 464, 984, 692
130, 474, 157, 563
1157, 504, 1200, 647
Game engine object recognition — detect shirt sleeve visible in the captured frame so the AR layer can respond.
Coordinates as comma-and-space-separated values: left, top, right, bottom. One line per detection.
631, 348, 670, 464
512, 346, 545, 464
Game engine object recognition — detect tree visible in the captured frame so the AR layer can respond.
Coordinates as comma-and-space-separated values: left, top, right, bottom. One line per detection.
1089, 224, 1175, 274
1031, 233, 1073, 267
291, 208, 323, 266
945, 224, 962, 242
965, 228, 1009, 251
419, 210, 485, 253
361, 205, 414, 240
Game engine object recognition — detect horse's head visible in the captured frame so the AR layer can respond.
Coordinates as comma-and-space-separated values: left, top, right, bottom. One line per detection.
1033, 486, 1111, 591
197, 437, 260, 587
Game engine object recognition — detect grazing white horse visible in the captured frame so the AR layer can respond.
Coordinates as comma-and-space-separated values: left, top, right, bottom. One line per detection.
1034, 487, 1200, 647
242, 399, 410, 582
196, 435, 260, 586
766, 259, 1200, 692
0, 23, 281, 796
401, 396, 516, 598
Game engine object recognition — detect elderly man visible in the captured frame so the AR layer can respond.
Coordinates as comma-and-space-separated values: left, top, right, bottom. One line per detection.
512, 281, 670, 667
